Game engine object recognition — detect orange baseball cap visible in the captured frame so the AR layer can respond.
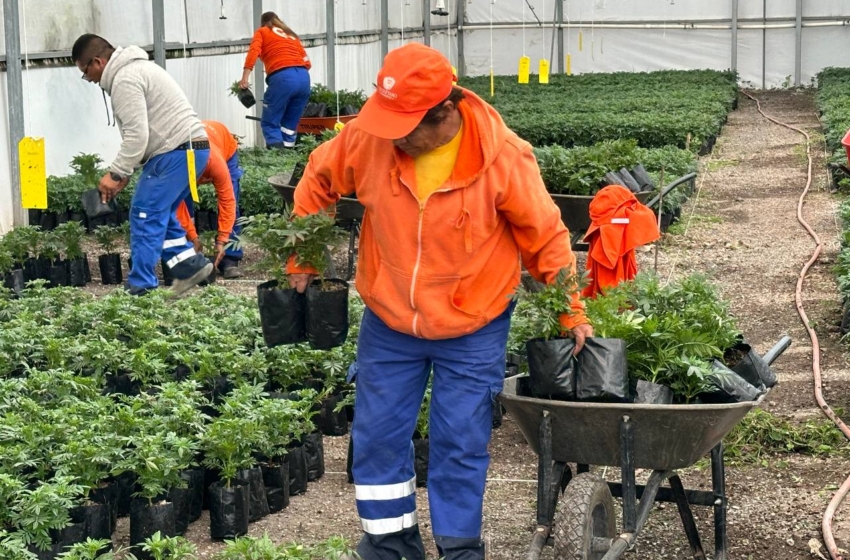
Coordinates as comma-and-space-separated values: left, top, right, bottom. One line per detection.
356, 43, 454, 140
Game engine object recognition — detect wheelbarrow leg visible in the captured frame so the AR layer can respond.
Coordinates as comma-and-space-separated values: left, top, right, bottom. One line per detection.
528, 411, 569, 560
711, 443, 728, 560
669, 474, 706, 560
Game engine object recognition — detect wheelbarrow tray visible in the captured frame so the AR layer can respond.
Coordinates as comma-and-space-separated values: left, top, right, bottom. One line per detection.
500, 375, 764, 471
268, 172, 364, 222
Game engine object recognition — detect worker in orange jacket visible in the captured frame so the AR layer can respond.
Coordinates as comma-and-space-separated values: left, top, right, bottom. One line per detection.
175, 120, 242, 278
238, 12, 311, 149
287, 43, 592, 560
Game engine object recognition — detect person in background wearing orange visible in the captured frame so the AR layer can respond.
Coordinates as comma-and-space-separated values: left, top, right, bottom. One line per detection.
175, 120, 239, 278
238, 12, 311, 149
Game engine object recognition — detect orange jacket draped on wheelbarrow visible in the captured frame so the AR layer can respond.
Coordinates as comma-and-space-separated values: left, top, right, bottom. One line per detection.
582, 185, 660, 299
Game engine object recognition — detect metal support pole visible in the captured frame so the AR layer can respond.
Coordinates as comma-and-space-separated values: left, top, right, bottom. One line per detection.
326, 0, 336, 90
669, 475, 707, 560
381, 0, 389, 58
536, 412, 552, 526
711, 443, 728, 560
794, 0, 802, 87
4, 0, 26, 227
152, 0, 166, 68
761, 0, 766, 89
620, 416, 637, 533
423, 0, 431, 46
731, 0, 738, 73
457, 0, 466, 77
556, 0, 564, 74
252, 0, 265, 145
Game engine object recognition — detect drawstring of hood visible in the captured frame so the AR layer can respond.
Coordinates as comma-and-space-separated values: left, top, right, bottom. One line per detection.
390, 169, 402, 196
101, 89, 115, 127
455, 189, 473, 253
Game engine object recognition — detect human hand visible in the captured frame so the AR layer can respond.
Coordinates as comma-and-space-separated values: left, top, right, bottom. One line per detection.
213, 242, 226, 268
570, 323, 594, 355
191, 237, 201, 253
98, 172, 127, 203
288, 273, 315, 293
238, 78, 250, 89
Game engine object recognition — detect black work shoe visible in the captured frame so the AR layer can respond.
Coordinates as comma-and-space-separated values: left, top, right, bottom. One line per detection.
168, 262, 214, 296
218, 256, 244, 279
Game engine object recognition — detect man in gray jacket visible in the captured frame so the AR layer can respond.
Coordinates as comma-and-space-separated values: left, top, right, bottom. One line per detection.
72, 34, 213, 295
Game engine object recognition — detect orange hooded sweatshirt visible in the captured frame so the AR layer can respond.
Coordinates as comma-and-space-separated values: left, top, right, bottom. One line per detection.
243, 27, 311, 75
175, 121, 238, 244
289, 88, 587, 340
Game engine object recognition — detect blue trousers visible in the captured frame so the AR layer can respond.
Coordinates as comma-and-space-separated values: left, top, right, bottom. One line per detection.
184, 152, 244, 260
128, 149, 210, 290
262, 66, 311, 147
352, 305, 512, 560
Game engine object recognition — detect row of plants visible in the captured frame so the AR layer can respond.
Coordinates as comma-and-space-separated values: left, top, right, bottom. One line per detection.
816, 66, 850, 188
459, 69, 738, 152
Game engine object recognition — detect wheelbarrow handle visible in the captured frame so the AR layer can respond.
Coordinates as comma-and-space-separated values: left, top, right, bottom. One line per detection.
762, 335, 792, 366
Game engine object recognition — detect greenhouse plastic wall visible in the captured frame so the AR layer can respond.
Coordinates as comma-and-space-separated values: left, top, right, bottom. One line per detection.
0, 0, 848, 231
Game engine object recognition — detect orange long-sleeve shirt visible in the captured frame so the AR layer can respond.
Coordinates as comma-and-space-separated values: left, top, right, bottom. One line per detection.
243, 26, 311, 75
176, 121, 238, 244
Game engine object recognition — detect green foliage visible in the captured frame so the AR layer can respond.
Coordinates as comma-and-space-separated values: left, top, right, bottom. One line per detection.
9, 476, 85, 551
57, 538, 136, 560
1, 226, 34, 265
229, 81, 245, 97
69, 153, 105, 186
92, 225, 123, 255
140, 532, 198, 560
213, 533, 358, 560
54, 221, 87, 260
460, 69, 738, 150
309, 84, 366, 116
116, 431, 195, 501
0, 529, 37, 560
510, 268, 586, 340
0, 246, 14, 275
724, 408, 850, 464
583, 272, 741, 402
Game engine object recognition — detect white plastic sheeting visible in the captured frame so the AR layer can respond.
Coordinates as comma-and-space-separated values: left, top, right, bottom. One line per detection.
1, 0, 849, 232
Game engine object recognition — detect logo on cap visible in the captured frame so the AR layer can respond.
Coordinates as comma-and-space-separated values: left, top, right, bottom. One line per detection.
383, 77, 396, 91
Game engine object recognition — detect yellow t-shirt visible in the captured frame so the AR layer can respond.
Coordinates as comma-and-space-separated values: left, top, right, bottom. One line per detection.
414, 123, 464, 203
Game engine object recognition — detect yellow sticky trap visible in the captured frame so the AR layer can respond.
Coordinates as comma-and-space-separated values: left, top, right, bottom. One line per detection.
334, 121, 345, 132
578, 32, 583, 51
186, 149, 199, 203
566, 54, 573, 76
19, 137, 47, 209
490, 68, 495, 98
518, 56, 531, 84
538, 59, 550, 84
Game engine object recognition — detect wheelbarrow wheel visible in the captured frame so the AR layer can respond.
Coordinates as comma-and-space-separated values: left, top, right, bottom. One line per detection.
553, 473, 616, 560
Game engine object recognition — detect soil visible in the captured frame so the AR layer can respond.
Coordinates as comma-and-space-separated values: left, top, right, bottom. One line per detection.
95, 90, 850, 559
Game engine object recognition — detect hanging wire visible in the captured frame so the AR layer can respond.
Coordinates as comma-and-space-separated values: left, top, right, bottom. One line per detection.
447, 0, 452, 68
521, 0, 525, 57
335, 0, 341, 123
179, 0, 192, 147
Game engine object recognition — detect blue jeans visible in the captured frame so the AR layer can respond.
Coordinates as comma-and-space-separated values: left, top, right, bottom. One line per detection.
351, 304, 513, 560
262, 66, 311, 146
128, 149, 210, 290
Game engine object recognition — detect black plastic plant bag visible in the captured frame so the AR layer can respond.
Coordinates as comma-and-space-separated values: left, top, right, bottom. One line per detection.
261, 460, 290, 513
631, 379, 674, 405
287, 444, 309, 496
89, 482, 117, 533
113, 471, 136, 517
346, 437, 354, 484
630, 164, 656, 192
67, 257, 89, 287
235, 467, 270, 522
702, 360, 763, 403
726, 342, 777, 388
601, 171, 624, 187
315, 393, 349, 436
81, 189, 118, 220
76, 502, 111, 541
492, 399, 503, 429
168, 486, 191, 535
302, 102, 328, 118
618, 168, 643, 193
257, 280, 307, 347
414, 436, 429, 488
303, 431, 325, 481
130, 498, 175, 556
237, 88, 256, 108
306, 279, 350, 350
202, 465, 221, 510
180, 468, 205, 522
576, 338, 629, 402
526, 337, 577, 400
208, 480, 249, 540
49, 261, 69, 287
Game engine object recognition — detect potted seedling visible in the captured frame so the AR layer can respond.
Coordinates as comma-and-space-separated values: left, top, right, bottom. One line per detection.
41, 229, 70, 287
56, 221, 89, 287
0, 245, 24, 296
116, 432, 195, 557
9, 476, 87, 557
0, 530, 37, 560
253, 398, 299, 513
56, 538, 136, 559
200, 416, 258, 540
197, 230, 219, 286
229, 81, 255, 109
93, 225, 124, 285
17, 225, 50, 282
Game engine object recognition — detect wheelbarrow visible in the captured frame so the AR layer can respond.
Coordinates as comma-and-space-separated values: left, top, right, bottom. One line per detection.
498, 335, 792, 560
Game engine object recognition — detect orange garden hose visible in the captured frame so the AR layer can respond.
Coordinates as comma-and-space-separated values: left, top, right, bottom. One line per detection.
742, 90, 850, 560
